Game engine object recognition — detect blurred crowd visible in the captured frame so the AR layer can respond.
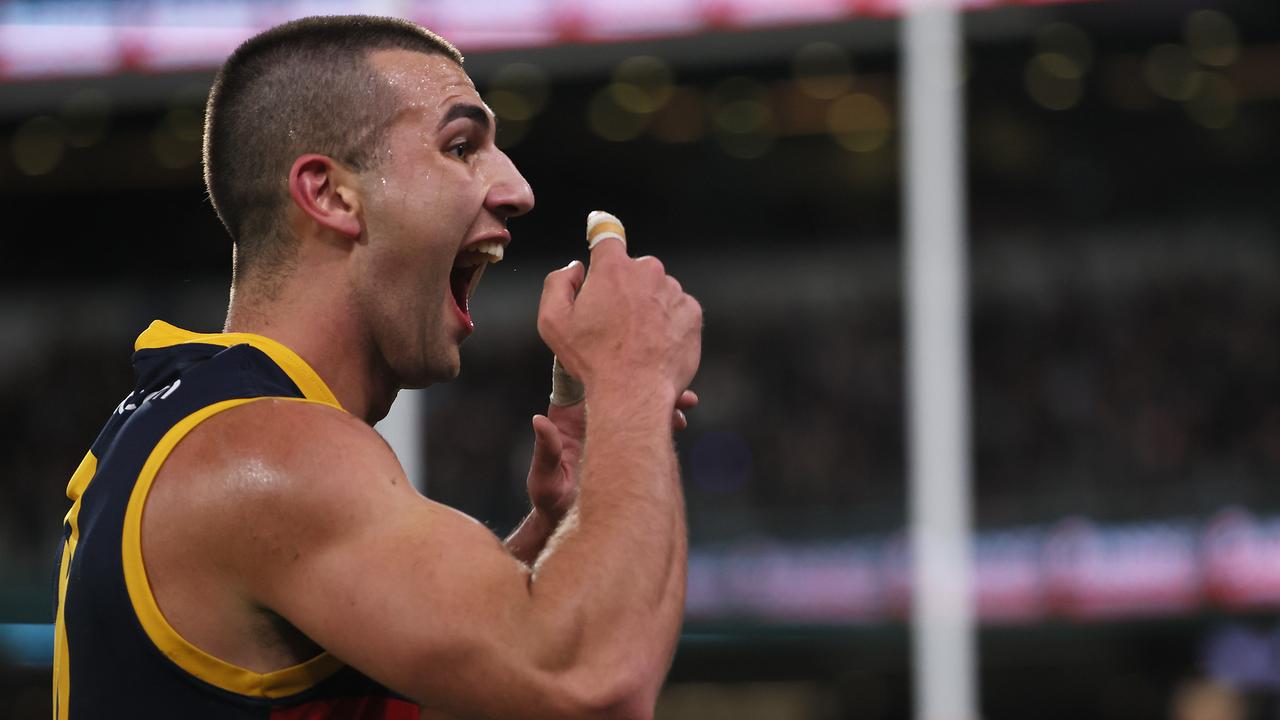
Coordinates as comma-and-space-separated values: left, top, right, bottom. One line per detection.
426, 225, 1280, 545
971, 229, 1280, 525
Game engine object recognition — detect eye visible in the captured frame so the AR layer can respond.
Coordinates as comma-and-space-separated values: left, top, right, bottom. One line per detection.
447, 139, 473, 159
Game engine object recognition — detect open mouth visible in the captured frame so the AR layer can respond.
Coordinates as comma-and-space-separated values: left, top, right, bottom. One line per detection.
449, 240, 505, 318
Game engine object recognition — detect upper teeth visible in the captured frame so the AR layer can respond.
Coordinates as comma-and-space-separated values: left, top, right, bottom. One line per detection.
466, 240, 504, 264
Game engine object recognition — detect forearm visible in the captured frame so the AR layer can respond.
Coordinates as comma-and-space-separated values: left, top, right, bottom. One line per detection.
526, 388, 687, 707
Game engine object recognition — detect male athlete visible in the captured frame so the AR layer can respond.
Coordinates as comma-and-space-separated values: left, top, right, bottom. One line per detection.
52, 15, 702, 719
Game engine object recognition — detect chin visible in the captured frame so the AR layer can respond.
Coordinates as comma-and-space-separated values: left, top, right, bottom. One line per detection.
435, 362, 461, 383
396, 355, 460, 389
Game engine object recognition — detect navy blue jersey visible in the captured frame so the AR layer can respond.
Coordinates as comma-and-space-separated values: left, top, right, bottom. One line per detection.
53, 321, 417, 719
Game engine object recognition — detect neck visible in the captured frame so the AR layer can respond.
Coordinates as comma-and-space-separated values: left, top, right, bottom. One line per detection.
224, 278, 398, 425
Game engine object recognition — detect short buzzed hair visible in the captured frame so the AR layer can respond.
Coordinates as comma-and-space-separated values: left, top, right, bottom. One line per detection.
203, 15, 462, 283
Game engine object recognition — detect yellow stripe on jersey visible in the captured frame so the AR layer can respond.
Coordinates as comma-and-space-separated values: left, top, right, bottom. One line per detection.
54, 451, 97, 720
121, 396, 345, 698
65, 451, 96, 503
133, 321, 344, 411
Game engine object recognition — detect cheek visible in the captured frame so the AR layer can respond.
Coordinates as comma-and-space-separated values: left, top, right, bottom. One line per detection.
362, 194, 437, 274
359, 162, 479, 296
356, 232, 453, 331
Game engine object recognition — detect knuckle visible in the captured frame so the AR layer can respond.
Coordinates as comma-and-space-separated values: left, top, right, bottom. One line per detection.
536, 313, 556, 338
636, 255, 665, 275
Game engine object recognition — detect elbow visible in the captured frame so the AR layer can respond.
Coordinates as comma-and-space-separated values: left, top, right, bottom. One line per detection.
558, 668, 658, 720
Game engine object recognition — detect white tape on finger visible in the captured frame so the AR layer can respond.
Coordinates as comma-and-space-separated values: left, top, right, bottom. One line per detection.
550, 356, 586, 406
586, 211, 627, 250
587, 231, 625, 250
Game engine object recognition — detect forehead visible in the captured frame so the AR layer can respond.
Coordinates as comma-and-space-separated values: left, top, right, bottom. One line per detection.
368, 48, 480, 121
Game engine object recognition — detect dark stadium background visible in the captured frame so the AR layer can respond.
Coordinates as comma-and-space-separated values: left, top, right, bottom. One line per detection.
2, 0, 1279, 717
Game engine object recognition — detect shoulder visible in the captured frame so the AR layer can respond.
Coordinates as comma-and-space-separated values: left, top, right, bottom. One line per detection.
205, 397, 391, 456
176, 397, 401, 492
149, 397, 412, 556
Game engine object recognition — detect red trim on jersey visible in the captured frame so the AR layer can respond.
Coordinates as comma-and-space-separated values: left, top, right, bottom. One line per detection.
271, 697, 418, 720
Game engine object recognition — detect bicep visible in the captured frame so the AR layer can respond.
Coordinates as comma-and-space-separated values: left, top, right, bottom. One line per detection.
218, 407, 569, 717
258, 488, 556, 714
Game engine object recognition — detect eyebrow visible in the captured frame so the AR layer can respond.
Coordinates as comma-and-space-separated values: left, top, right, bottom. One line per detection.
436, 103, 492, 133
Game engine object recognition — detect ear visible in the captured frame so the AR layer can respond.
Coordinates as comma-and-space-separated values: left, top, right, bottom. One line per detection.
287, 154, 362, 239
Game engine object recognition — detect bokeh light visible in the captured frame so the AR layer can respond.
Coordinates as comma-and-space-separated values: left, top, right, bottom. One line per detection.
1143, 43, 1198, 101
151, 103, 203, 169
827, 93, 891, 153
973, 109, 1042, 177
710, 76, 774, 159
485, 62, 550, 149
12, 115, 66, 176
1185, 10, 1240, 68
494, 115, 530, 149
59, 89, 110, 149
486, 91, 534, 123
1024, 52, 1083, 110
488, 62, 550, 116
791, 41, 854, 100
648, 86, 706, 144
1035, 22, 1093, 74
611, 56, 675, 114
587, 85, 648, 142
1184, 71, 1237, 129
487, 92, 532, 148
586, 57, 678, 143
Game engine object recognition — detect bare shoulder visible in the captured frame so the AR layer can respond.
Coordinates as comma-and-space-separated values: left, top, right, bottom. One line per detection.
150, 394, 507, 572
204, 397, 402, 481
145, 398, 427, 588
158, 398, 408, 514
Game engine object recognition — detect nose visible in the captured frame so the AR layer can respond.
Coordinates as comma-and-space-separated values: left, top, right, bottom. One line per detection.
485, 150, 535, 219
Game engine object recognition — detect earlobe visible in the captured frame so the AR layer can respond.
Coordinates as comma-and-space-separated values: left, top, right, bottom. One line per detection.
288, 154, 362, 239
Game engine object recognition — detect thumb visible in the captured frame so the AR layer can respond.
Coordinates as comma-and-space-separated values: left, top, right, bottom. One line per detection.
586, 210, 628, 261
528, 414, 563, 478
587, 231, 628, 270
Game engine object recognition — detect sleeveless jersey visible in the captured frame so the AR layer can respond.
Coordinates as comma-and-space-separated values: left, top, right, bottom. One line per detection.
52, 320, 418, 719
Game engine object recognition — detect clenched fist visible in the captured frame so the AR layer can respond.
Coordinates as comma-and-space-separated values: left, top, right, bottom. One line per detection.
537, 235, 702, 408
